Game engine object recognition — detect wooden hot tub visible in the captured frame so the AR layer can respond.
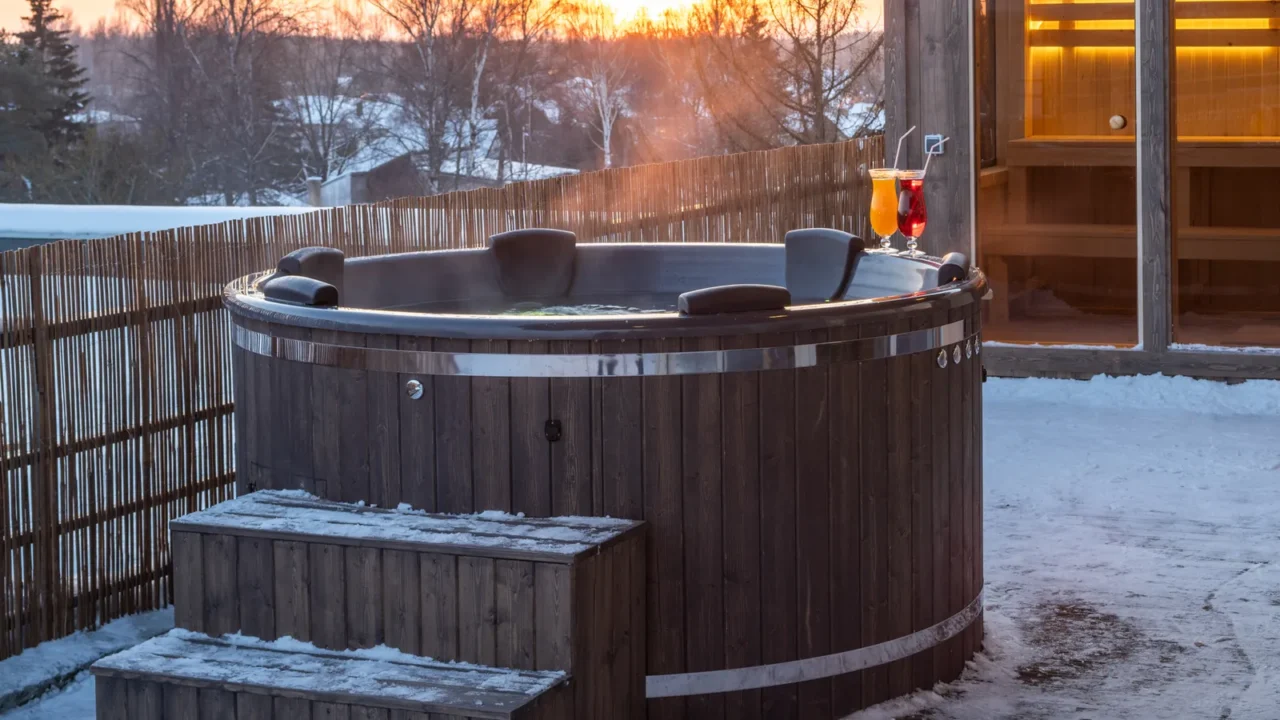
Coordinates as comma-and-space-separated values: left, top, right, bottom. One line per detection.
225, 230, 987, 719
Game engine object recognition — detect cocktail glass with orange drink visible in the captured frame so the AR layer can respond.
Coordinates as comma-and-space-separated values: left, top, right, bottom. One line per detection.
868, 168, 900, 252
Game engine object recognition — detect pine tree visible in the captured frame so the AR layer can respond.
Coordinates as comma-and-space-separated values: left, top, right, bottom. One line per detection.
16, 0, 89, 146
0, 32, 55, 157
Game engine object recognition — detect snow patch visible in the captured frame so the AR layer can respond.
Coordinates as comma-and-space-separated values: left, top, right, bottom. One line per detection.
173, 490, 639, 557
0, 204, 320, 241
93, 629, 566, 703
985, 374, 1280, 416
0, 608, 173, 713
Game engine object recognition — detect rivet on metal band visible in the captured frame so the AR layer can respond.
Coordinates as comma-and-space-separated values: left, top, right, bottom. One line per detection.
646, 591, 984, 698
232, 321, 973, 378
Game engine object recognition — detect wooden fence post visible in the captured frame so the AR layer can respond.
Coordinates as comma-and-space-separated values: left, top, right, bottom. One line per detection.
27, 250, 58, 646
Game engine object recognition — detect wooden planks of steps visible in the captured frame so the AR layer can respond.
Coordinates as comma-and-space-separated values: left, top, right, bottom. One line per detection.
92, 630, 571, 720
165, 490, 646, 719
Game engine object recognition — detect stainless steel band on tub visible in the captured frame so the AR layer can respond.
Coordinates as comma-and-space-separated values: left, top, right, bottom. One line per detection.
646, 591, 984, 698
232, 320, 974, 378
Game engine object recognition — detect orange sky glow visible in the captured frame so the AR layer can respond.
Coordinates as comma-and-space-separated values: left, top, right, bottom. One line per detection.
1, 0, 882, 34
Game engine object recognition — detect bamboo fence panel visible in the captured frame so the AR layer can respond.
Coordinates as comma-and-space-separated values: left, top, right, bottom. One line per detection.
0, 136, 883, 660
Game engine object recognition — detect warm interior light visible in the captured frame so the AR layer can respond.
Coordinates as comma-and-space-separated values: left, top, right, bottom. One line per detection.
1177, 18, 1271, 30
1076, 20, 1134, 30
1027, 0, 1280, 47
1177, 47, 1278, 55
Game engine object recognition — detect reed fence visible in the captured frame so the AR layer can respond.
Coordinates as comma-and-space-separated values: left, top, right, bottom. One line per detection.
0, 135, 883, 660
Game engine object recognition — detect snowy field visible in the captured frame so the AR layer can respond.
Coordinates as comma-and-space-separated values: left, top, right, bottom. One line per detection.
3, 374, 1279, 719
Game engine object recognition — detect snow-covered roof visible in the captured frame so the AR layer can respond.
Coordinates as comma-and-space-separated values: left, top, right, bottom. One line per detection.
277, 95, 400, 130
186, 189, 311, 208
278, 93, 576, 182
836, 101, 885, 137
532, 97, 562, 124
0, 204, 321, 241
431, 156, 578, 183
70, 109, 137, 125
781, 100, 885, 141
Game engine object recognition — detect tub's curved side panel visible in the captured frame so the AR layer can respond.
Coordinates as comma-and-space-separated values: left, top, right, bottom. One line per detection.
639, 335, 687, 720
718, 332, 763, 720
395, 333, 435, 511
233, 316, 316, 499
510, 340, 552, 517
828, 320, 865, 715
228, 297, 985, 720
549, 339, 594, 516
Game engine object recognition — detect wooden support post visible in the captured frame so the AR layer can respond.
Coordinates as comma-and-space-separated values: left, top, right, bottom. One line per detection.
885, 0, 974, 257
1137, 0, 1176, 352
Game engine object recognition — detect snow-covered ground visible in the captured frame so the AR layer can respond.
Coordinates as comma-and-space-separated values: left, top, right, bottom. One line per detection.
856, 375, 1280, 720
0, 609, 172, 717
0, 204, 320, 241
4, 374, 1279, 719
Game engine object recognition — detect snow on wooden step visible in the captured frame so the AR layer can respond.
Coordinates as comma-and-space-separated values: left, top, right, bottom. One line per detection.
171, 490, 641, 562
91, 629, 567, 714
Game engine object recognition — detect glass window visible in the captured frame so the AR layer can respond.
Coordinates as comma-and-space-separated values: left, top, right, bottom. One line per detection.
976, 0, 1139, 346
1173, 3, 1280, 349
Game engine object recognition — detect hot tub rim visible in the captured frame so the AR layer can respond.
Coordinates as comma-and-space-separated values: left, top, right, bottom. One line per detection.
224, 268, 987, 342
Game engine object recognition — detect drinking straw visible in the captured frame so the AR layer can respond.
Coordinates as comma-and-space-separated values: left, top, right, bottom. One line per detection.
892, 126, 917, 170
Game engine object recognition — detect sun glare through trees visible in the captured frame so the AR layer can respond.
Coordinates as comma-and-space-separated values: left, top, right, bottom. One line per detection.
0, 0, 885, 205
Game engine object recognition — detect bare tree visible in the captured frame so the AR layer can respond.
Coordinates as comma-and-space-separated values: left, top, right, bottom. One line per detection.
368, 0, 477, 191
461, 0, 515, 176
118, 0, 208, 201
627, 14, 719, 161
190, 0, 302, 203
567, 1, 631, 169
690, 0, 882, 148
277, 14, 386, 181
488, 0, 562, 181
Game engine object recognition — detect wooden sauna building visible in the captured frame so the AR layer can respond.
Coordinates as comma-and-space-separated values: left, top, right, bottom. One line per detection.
887, 0, 1280, 379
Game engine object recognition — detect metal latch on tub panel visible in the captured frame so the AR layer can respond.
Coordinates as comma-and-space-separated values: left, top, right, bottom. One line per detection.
545, 419, 563, 442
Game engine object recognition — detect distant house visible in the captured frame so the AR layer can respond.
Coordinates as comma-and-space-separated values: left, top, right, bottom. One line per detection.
781, 100, 885, 144
836, 101, 886, 139
281, 94, 578, 206
70, 109, 140, 136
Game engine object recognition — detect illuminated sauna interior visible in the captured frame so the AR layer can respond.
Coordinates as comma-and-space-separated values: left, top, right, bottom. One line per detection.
977, 0, 1280, 347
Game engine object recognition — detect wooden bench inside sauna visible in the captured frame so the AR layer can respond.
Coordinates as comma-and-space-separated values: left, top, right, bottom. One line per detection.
979, 0, 1280, 344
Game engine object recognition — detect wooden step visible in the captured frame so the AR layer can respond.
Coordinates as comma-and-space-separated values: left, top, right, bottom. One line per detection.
91, 629, 571, 720
170, 490, 646, 719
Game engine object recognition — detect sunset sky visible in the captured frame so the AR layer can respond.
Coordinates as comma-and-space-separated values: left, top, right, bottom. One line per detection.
1, 0, 882, 34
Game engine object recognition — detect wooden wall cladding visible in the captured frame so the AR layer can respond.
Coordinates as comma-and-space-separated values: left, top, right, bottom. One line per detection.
1024, 4, 1280, 138
231, 294, 984, 719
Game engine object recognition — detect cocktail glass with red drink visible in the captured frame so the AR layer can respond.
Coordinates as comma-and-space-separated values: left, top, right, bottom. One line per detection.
896, 170, 927, 257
